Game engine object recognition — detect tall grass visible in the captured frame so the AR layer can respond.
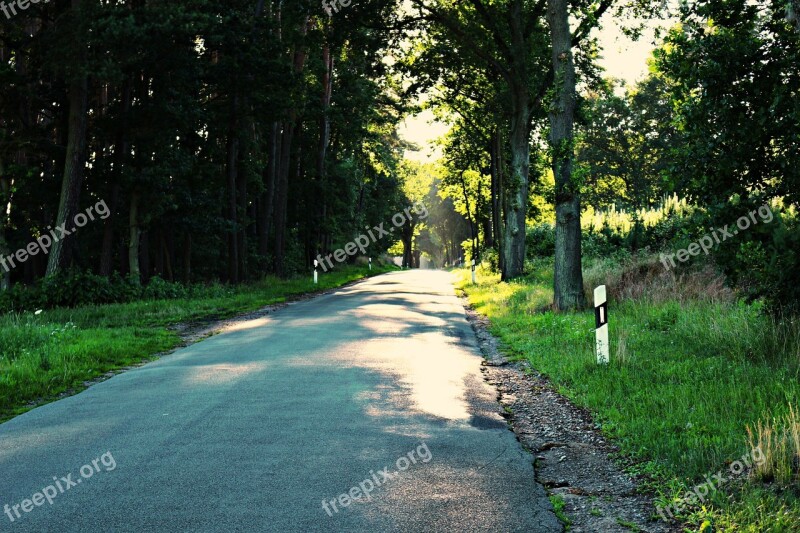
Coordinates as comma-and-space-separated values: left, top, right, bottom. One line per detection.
582, 194, 694, 234
748, 406, 800, 486
461, 257, 800, 530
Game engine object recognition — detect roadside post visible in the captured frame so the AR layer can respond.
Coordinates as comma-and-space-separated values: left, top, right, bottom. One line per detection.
314, 259, 319, 285
471, 260, 476, 284
369, 257, 372, 271
594, 285, 609, 364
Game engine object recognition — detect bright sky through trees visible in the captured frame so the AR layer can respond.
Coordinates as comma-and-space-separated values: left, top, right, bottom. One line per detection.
399, 19, 663, 161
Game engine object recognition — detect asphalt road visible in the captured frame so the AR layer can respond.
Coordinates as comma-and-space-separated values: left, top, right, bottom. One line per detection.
0, 270, 561, 532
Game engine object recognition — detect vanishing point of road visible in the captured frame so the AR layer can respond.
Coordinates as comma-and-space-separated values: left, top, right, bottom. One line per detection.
0, 270, 560, 532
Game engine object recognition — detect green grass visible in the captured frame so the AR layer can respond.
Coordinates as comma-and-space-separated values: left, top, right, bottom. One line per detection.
0, 265, 395, 423
549, 494, 572, 529
459, 259, 800, 531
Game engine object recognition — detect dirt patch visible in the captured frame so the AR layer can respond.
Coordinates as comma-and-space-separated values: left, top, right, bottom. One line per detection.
463, 301, 681, 533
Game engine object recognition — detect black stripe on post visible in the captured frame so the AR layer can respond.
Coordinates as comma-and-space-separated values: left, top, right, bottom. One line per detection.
595, 302, 608, 329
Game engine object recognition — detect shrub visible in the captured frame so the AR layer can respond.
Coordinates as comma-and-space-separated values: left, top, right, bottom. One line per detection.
481, 248, 500, 273
142, 276, 188, 300
526, 223, 555, 258
0, 270, 196, 313
713, 209, 800, 312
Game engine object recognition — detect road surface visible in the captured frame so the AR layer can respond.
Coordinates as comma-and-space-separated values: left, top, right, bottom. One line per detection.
0, 270, 560, 532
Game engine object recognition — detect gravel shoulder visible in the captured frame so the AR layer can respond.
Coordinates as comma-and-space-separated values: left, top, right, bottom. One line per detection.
462, 299, 682, 533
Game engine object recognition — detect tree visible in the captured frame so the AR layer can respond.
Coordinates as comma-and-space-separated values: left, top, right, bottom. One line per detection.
656, 0, 800, 307
46, 0, 89, 276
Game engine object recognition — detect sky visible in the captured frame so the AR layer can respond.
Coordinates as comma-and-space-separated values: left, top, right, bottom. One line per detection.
398, 18, 664, 163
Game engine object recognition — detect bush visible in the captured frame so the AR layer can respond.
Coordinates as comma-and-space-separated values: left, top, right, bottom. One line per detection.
716, 213, 800, 311
142, 276, 188, 300
526, 223, 556, 258
481, 248, 500, 273
0, 270, 196, 313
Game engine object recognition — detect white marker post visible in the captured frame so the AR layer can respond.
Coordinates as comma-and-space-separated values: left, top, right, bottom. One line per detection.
471, 259, 476, 284
594, 285, 609, 364
313, 259, 319, 285
368, 257, 372, 271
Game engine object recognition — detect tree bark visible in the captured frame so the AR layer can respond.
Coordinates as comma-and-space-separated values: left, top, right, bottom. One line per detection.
547, 0, 586, 310
491, 126, 504, 271
316, 42, 333, 256
128, 190, 141, 282
788, 0, 800, 33
402, 221, 415, 268
502, 83, 530, 280
273, 17, 310, 276
501, 1, 531, 280
160, 230, 173, 281
459, 171, 479, 262
100, 79, 132, 276
0, 168, 10, 291
258, 122, 279, 256
273, 120, 295, 276
226, 95, 240, 283
182, 232, 192, 284
237, 128, 248, 280
46, 0, 88, 276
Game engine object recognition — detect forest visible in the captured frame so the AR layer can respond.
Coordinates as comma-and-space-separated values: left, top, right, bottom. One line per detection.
1, 0, 799, 529
0, 0, 797, 313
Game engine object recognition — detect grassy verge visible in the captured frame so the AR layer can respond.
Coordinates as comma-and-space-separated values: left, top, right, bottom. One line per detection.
0, 265, 395, 423
458, 257, 800, 531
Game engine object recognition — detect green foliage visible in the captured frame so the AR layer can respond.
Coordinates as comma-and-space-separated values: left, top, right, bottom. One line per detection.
0, 0, 407, 289
651, 0, 800, 310
481, 248, 500, 273
717, 212, 800, 311
577, 77, 677, 211
458, 261, 800, 530
548, 494, 572, 527
526, 196, 698, 264
526, 223, 556, 258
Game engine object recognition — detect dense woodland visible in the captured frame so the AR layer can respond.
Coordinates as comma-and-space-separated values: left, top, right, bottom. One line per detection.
0, 0, 426, 293
0, 0, 798, 312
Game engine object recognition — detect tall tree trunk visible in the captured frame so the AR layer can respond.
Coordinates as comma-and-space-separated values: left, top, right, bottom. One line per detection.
226, 96, 240, 283
483, 217, 493, 250
99, 183, 119, 276
258, 122, 279, 256
788, 0, 800, 33
273, 17, 310, 276
547, 0, 586, 310
182, 232, 192, 284
160, 230, 173, 281
316, 42, 333, 254
236, 126, 249, 280
502, 84, 530, 280
46, 0, 88, 276
273, 120, 295, 276
0, 167, 10, 291
140, 230, 150, 282
459, 171, 479, 261
128, 190, 141, 282
490, 126, 503, 262
402, 221, 415, 268
501, 1, 531, 281
100, 79, 131, 276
